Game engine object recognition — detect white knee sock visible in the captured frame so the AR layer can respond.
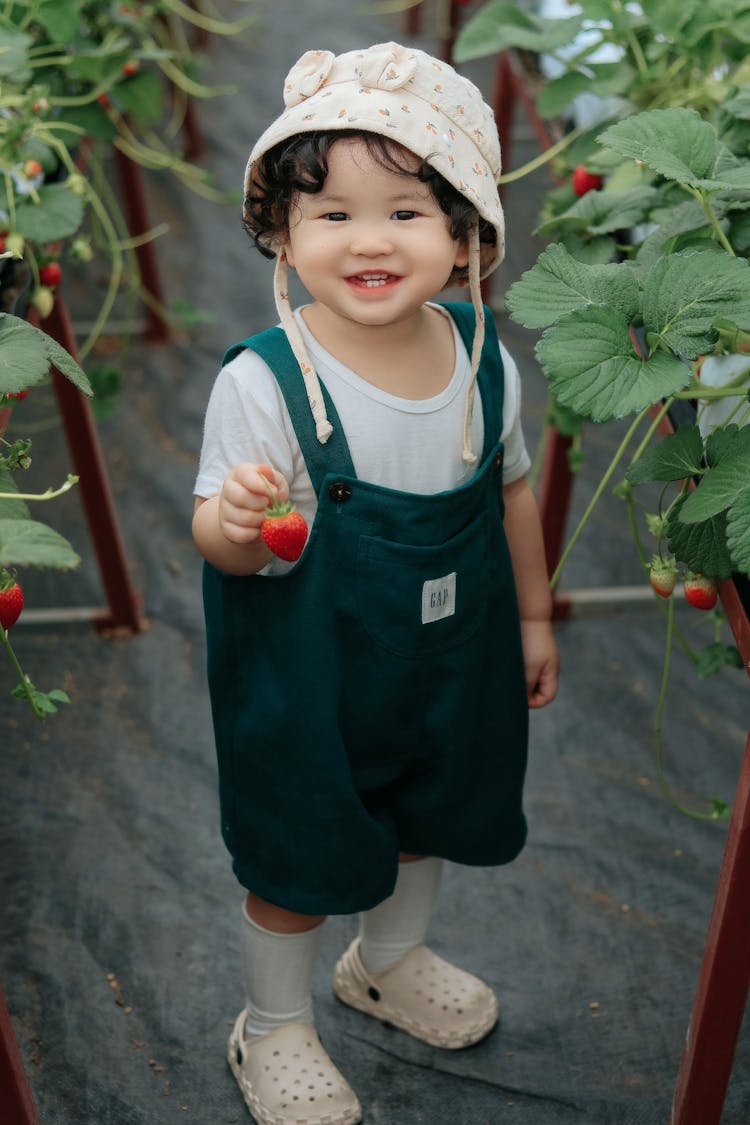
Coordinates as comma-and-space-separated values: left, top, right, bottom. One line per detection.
358, 856, 443, 975
240, 903, 323, 1037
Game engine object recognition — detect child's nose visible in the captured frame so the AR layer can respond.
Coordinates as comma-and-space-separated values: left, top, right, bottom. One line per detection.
349, 224, 394, 256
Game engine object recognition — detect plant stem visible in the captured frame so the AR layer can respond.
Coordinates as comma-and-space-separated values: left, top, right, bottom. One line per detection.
0, 475, 77, 501
550, 406, 650, 589
653, 596, 721, 821
0, 628, 44, 720
498, 127, 585, 185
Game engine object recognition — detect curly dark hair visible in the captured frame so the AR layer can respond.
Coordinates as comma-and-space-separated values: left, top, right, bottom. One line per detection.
243, 130, 496, 268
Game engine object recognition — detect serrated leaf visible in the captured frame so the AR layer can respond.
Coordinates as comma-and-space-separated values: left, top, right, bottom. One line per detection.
726, 487, 750, 573
627, 424, 703, 483
666, 494, 734, 577
642, 250, 750, 358
453, 1, 584, 61
114, 70, 163, 128
679, 427, 750, 522
695, 642, 744, 677
536, 72, 598, 119
0, 27, 31, 79
635, 200, 710, 268
0, 314, 91, 396
536, 307, 691, 421
506, 243, 640, 329
14, 183, 85, 243
0, 468, 30, 521
536, 186, 659, 239
36, 0, 78, 41
0, 318, 51, 393
0, 519, 80, 569
598, 108, 719, 186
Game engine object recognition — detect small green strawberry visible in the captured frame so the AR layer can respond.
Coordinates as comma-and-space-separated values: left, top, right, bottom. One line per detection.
683, 573, 718, 611
648, 554, 677, 599
0, 574, 24, 630
259, 475, 308, 562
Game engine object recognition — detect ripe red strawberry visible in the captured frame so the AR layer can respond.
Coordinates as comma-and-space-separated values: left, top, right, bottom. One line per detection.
648, 555, 677, 598
261, 501, 308, 562
683, 573, 718, 611
6, 389, 28, 400
0, 579, 24, 630
572, 165, 603, 196
22, 159, 43, 178
39, 262, 62, 287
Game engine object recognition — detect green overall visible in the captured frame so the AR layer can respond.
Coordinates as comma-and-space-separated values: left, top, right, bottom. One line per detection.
203, 302, 528, 915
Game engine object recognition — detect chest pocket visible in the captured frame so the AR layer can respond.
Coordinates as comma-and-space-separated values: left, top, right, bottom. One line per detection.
355, 511, 490, 659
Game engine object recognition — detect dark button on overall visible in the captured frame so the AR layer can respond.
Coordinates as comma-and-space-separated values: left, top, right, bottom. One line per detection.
203, 301, 529, 917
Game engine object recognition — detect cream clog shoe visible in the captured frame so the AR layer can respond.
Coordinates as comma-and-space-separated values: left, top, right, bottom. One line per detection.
333, 938, 498, 1049
228, 1014, 362, 1125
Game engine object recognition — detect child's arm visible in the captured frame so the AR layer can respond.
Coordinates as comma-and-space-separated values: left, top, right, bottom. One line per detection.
502, 476, 559, 709
193, 461, 288, 575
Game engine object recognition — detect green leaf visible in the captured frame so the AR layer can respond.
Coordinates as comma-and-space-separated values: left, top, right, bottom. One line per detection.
506, 243, 640, 329
114, 70, 163, 128
726, 486, 750, 572
14, 184, 85, 243
0, 469, 29, 521
0, 317, 51, 394
536, 307, 691, 421
627, 423, 703, 483
536, 72, 598, 120
0, 314, 91, 396
453, 1, 585, 61
0, 27, 32, 80
642, 250, 750, 358
635, 200, 711, 268
598, 108, 720, 187
0, 519, 80, 569
666, 495, 735, 578
536, 186, 659, 238
694, 642, 744, 677
679, 427, 750, 522
35, 0, 78, 41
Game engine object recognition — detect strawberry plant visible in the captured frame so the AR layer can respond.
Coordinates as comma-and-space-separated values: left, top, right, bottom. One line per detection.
454, 4, 750, 818
0, 311, 91, 717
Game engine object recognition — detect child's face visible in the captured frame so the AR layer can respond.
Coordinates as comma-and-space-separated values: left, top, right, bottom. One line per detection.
282, 138, 469, 329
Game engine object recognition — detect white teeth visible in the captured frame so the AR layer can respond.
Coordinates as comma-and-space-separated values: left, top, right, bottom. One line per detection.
357, 274, 390, 287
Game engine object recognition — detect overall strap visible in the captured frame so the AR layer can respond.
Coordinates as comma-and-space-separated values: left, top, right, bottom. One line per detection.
223, 327, 356, 492
439, 301, 505, 462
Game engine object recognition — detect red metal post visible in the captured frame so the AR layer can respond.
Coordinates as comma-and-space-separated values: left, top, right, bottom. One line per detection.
112, 148, 170, 343
0, 986, 39, 1125
32, 297, 144, 633
671, 725, 750, 1124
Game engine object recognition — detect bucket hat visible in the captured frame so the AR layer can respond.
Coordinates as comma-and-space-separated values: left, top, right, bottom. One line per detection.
243, 42, 505, 461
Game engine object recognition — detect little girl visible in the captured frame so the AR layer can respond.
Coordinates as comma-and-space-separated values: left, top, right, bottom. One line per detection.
193, 41, 558, 1125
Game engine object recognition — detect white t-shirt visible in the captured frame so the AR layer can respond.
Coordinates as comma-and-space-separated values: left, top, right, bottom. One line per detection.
195, 305, 531, 574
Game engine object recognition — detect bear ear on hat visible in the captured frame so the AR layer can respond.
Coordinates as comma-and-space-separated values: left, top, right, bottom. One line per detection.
283, 49, 335, 106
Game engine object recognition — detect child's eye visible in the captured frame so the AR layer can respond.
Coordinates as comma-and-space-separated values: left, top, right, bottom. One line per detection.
392, 210, 417, 221
324, 212, 348, 221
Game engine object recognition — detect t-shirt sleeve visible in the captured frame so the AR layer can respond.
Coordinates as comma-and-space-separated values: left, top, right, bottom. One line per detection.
193, 349, 300, 500
498, 341, 532, 485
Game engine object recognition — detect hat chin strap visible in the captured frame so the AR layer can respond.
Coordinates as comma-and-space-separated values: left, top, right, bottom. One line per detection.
274, 251, 334, 444
462, 220, 484, 465
273, 225, 484, 462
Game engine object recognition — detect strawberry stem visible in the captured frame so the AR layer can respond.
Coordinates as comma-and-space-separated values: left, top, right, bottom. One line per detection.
0, 627, 46, 720
653, 596, 728, 821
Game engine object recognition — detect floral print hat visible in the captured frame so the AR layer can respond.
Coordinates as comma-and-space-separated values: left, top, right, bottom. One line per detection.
243, 42, 506, 463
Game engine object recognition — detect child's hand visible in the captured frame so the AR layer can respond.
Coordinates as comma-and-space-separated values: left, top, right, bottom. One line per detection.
218, 462, 290, 545
520, 620, 559, 709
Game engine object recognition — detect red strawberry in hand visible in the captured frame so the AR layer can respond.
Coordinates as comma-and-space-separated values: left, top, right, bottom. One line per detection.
260, 477, 308, 562
572, 165, 603, 196
0, 577, 24, 630
648, 555, 677, 599
683, 573, 718, 611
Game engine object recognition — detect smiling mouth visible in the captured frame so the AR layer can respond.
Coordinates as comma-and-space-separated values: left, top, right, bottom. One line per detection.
347, 272, 399, 288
